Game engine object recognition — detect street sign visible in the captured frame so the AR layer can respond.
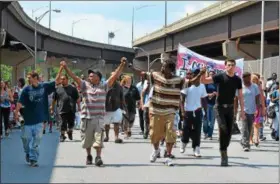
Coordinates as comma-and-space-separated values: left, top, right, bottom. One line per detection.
37, 51, 47, 63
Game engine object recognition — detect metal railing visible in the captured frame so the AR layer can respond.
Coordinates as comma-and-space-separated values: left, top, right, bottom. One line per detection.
243, 56, 280, 80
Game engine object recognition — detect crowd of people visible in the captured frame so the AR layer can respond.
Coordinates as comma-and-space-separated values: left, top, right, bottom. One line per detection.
0, 56, 279, 168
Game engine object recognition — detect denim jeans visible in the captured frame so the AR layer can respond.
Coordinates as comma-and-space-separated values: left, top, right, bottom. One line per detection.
273, 110, 279, 138
21, 123, 43, 162
203, 104, 215, 137
240, 113, 254, 147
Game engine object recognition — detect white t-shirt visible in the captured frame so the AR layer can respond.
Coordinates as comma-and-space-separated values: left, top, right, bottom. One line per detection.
181, 84, 208, 111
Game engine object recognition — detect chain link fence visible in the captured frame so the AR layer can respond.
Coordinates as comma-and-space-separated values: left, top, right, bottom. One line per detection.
243, 56, 280, 80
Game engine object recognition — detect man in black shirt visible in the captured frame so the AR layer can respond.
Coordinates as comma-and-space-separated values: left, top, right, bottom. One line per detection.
104, 73, 125, 144
201, 59, 245, 167
52, 75, 79, 142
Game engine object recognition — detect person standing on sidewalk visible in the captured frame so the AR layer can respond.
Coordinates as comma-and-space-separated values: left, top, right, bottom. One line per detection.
52, 75, 79, 142
234, 72, 260, 151
201, 59, 245, 167
203, 70, 217, 140
60, 57, 126, 166
140, 80, 151, 139
103, 71, 124, 144
15, 69, 62, 167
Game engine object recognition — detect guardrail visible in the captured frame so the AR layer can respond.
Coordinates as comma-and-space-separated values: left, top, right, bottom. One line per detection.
8, 2, 134, 53
133, 1, 257, 46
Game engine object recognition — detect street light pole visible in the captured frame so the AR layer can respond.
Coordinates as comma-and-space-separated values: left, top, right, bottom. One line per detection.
131, 5, 155, 47
72, 19, 87, 37
133, 47, 150, 71
260, 1, 265, 76
49, 1, 52, 29
131, 7, 134, 47
34, 9, 61, 70
165, 0, 167, 27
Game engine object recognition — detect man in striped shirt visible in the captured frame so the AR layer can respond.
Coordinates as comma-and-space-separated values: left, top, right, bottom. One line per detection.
60, 57, 126, 166
132, 57, 200, 166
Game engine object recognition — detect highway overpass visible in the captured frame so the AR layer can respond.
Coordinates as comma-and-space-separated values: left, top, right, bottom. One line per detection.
133, 1, 279, 64
0, 1, 136, 83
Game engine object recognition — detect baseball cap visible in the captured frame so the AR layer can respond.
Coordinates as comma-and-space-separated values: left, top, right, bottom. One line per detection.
88, 69, 102, 80
191, 67, 200, 76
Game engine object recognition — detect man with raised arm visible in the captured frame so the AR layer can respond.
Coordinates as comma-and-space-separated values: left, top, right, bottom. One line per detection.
131, 57, 202, 166
15, 68, 62, 167
60, 57, 126, 166
200, 59, 245, 166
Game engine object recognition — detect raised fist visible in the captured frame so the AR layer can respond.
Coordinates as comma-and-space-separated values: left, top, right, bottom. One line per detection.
60, 60, 67, 68
121, 57, 127, 64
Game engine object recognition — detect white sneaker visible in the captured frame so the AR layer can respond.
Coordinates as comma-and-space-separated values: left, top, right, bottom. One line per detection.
150, 149, 160, 163
180, 142, 187, 153
164, 157, 174, 166
194, 146, 201, 157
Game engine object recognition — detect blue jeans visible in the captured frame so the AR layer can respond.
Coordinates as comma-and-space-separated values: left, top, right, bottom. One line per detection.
203, 104, 215, 137
273, 110, 279, 138
21, 123, 43, 162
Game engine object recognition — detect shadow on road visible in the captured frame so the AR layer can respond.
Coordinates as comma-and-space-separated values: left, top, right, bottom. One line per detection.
1, 129, 60, 183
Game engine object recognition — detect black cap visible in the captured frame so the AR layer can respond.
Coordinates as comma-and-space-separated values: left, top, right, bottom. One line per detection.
191, 67, 200, 77
88, 69, 102, 80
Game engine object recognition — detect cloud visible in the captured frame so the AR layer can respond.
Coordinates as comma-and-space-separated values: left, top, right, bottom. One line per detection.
22, 6, 160, 48
20, 1, 217, 48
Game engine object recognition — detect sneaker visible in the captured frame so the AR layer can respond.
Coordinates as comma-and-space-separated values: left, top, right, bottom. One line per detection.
164, 150, 175, 158
260, 136, 266, 141
150, 149, 160, 163
67, 131, 73, 140
95, 156, 103, 167
114, 138, 123, 144
164, 157, 174, 166
143, 133, 148, 139
243, 147, 250, 152
43, 130, 46, 134
25, 154, 30, 164
103, 137, 109, 142
180, 142, 187, 153
29, 160, 38, 167
204, 134, 208, 140
60, 135, 66, 142
209, 137, 213, 140
194, 146, 201, 157
86, 155, 93, 165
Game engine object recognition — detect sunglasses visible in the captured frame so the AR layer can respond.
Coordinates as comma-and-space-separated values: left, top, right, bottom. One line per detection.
227, 64, 235, 67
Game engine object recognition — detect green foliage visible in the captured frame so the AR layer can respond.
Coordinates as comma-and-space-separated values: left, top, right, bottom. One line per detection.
0, 64, 12, 82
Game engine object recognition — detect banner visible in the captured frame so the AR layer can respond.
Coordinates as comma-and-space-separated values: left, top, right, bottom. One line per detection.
176, 44, 244, 78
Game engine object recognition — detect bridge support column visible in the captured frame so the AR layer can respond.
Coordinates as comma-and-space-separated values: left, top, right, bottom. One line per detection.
38, 62, 50, 81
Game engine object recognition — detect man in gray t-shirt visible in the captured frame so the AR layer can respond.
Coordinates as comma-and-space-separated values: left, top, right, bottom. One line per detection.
235, 72, 260, 151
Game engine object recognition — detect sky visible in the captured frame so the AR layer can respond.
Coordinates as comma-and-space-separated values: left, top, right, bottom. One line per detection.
19, 1, 217, 48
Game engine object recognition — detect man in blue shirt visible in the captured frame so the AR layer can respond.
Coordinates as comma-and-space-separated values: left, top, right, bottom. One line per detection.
15, 68, 62, 167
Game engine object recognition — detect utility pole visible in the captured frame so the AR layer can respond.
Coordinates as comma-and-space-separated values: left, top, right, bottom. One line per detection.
260, 1, 265, 76
165, 0, 167, 27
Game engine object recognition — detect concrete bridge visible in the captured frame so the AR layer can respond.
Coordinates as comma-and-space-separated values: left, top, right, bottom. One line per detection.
0, 1, 136, 84
133, 1, 279, 63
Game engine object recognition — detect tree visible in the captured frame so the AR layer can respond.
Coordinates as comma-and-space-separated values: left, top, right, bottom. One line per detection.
0, 64, 12, 82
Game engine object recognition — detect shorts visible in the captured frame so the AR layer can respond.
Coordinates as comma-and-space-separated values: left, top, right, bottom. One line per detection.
80, 118, 104, 149
149, 113, 177, 144
104, 108, 123, 125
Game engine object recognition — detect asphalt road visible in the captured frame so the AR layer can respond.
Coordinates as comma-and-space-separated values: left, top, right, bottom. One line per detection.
1, 115, 279, 183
